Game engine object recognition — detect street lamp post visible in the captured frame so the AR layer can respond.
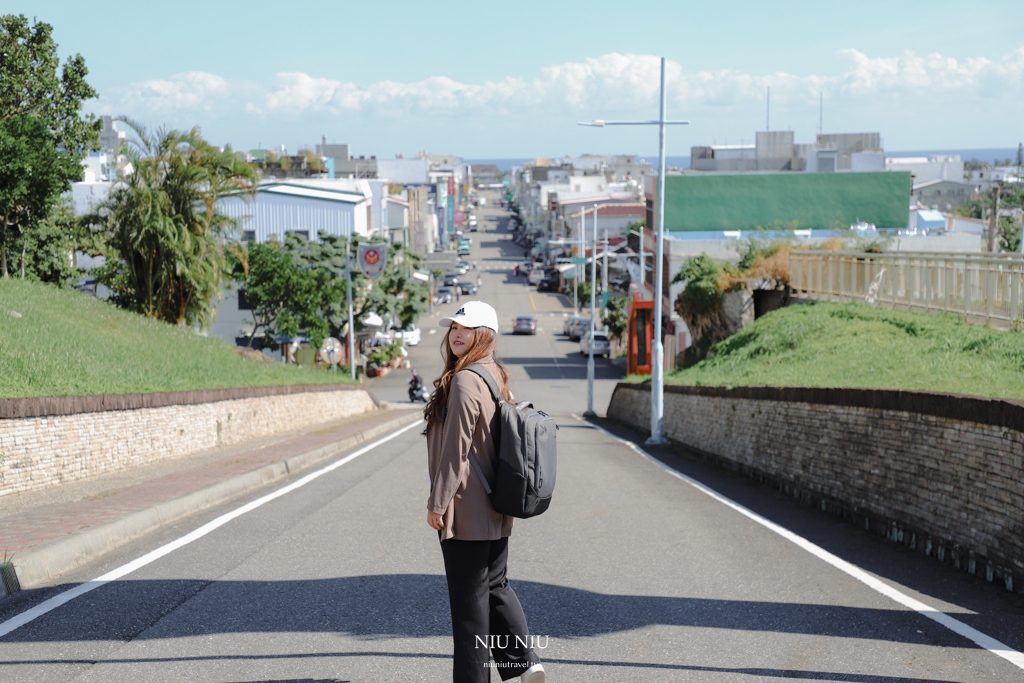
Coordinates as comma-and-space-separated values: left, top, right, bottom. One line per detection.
579, 56, 688, 445
347, 235, 356, 380
602, 225, 608, 318
584, 202, 598, 417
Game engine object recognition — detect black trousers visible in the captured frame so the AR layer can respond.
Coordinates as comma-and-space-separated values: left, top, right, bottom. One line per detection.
440, 537, 540, 683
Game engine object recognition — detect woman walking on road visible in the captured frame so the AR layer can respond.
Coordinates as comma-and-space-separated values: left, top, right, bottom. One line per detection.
424, 301, 545, 683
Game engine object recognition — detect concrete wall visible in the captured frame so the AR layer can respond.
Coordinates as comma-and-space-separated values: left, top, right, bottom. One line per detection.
607, 383, 1024, 594
0, 385, 378, 498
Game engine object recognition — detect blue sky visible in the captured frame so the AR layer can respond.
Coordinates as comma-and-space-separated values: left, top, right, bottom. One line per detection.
15, 0, 1024, 157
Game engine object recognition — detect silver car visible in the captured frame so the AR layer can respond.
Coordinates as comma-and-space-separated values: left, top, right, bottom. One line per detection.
580, 330, 611, 357
568, 317, 592, 341
563, 315, 585, 336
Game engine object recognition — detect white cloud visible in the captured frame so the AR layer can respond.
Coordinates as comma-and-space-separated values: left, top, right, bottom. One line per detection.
118, 71, 232, 112
101, 46, 1024, 132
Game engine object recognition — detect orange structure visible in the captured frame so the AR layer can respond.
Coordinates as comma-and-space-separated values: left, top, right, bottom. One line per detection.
626, 297, 654, 376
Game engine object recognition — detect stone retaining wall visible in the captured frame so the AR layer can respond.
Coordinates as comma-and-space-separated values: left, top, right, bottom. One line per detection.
607, 383, 1024, 593
0, 384, 378, 498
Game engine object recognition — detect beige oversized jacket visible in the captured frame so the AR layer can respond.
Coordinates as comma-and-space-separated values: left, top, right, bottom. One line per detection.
426, 358, 513, 541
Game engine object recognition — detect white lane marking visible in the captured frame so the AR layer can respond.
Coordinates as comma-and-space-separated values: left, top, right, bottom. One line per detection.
0, 420, 424, 639
574, 416, 1024, 672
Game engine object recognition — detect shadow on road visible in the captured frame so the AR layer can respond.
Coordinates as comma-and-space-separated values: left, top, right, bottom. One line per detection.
0, 650, 966, 682
500, 356, 624, 381
0, 574, 979, 652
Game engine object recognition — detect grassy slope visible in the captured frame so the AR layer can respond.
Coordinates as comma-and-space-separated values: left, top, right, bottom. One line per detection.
661, 301, 1024, 401
0, 279, 350, 398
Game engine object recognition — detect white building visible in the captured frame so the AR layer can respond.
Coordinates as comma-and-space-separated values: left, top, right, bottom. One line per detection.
886, 155, 964, 184
216, 182, 371, 242
377, 158, 429, 185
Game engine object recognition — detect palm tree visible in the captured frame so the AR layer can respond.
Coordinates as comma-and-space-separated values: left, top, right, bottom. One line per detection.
86, 119, 257, 327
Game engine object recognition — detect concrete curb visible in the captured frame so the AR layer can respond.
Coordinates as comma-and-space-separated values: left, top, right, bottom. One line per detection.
12, 410, 422, 590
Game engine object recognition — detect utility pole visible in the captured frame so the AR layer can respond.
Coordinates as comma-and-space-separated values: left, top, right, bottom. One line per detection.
988, 184, 1001, 252
574, 209, 583, 311
638, 224, 644, 294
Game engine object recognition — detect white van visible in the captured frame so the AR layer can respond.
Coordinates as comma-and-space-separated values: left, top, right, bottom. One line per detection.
528, 268, 545, 286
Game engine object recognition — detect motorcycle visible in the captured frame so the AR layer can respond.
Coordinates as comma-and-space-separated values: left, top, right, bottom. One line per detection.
408, 377, 430, 402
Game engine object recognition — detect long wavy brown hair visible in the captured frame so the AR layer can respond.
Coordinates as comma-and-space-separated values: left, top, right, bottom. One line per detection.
423, 326, 511, 429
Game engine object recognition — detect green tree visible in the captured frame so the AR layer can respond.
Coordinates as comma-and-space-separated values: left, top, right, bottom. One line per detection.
998, 217, 1020, 253
281, 231, 350, 345
958, 184, 1024, 252
672, 254, 731, 361
86, 119, 257, 327
15, 198, 82, 286
954, 197, 986, 220
602, 294, 629, 345
232, 240, 326, 348
0, 14, 100, 278
235, 231, 428, 350
576, 279, 601, 310
0, 115, 66, 277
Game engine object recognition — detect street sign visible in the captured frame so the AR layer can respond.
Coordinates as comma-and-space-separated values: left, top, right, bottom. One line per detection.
572, 257, 587, 264
357, 243, 387, 280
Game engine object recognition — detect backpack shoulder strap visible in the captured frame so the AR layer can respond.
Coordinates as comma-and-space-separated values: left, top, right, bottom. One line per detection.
463, 364, 502, 403
461, 364, 503, 494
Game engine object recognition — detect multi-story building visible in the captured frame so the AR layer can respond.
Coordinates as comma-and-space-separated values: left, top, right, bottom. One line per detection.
691, 130, 884, 173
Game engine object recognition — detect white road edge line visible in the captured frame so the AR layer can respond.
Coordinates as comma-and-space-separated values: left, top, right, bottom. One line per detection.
574, 415, 1024, 672
0, 419, 424, 639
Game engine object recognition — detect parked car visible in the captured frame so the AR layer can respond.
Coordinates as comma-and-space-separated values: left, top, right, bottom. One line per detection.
457, 281, 478, 295
563, 315, 586, 336
443, 273, 459, 287
568, 317, 592, 341
395, 324, 421, 346
537, 275, 557, 292
580, 329, 610, 357
528, 268, 545, 286
434, 287, 454, 304
512, 315, 537, 335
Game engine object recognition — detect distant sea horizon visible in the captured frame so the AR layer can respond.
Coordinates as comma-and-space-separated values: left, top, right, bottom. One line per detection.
467, 148, 1020, 172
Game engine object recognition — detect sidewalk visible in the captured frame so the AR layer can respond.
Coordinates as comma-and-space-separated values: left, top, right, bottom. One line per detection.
0, 406, 421, 592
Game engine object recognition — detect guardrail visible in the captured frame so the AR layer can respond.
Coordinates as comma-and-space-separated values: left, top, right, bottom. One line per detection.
790, 251, 1024, 326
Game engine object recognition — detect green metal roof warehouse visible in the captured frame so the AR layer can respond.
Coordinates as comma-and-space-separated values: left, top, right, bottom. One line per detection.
662, 171, 911, 232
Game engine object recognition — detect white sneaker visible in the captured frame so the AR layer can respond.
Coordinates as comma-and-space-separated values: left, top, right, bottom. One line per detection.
521, 663, 545, 683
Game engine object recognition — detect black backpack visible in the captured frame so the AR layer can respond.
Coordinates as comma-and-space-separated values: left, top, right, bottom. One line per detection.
462, 364, 557, 518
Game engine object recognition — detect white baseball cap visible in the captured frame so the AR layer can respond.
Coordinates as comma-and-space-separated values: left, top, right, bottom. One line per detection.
440, 301, 499, 333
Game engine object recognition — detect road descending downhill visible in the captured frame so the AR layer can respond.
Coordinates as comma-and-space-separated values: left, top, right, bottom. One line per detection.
2, 190, 1022, 682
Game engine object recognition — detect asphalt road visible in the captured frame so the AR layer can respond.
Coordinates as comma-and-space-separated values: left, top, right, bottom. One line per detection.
1, 190, 1023, 682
